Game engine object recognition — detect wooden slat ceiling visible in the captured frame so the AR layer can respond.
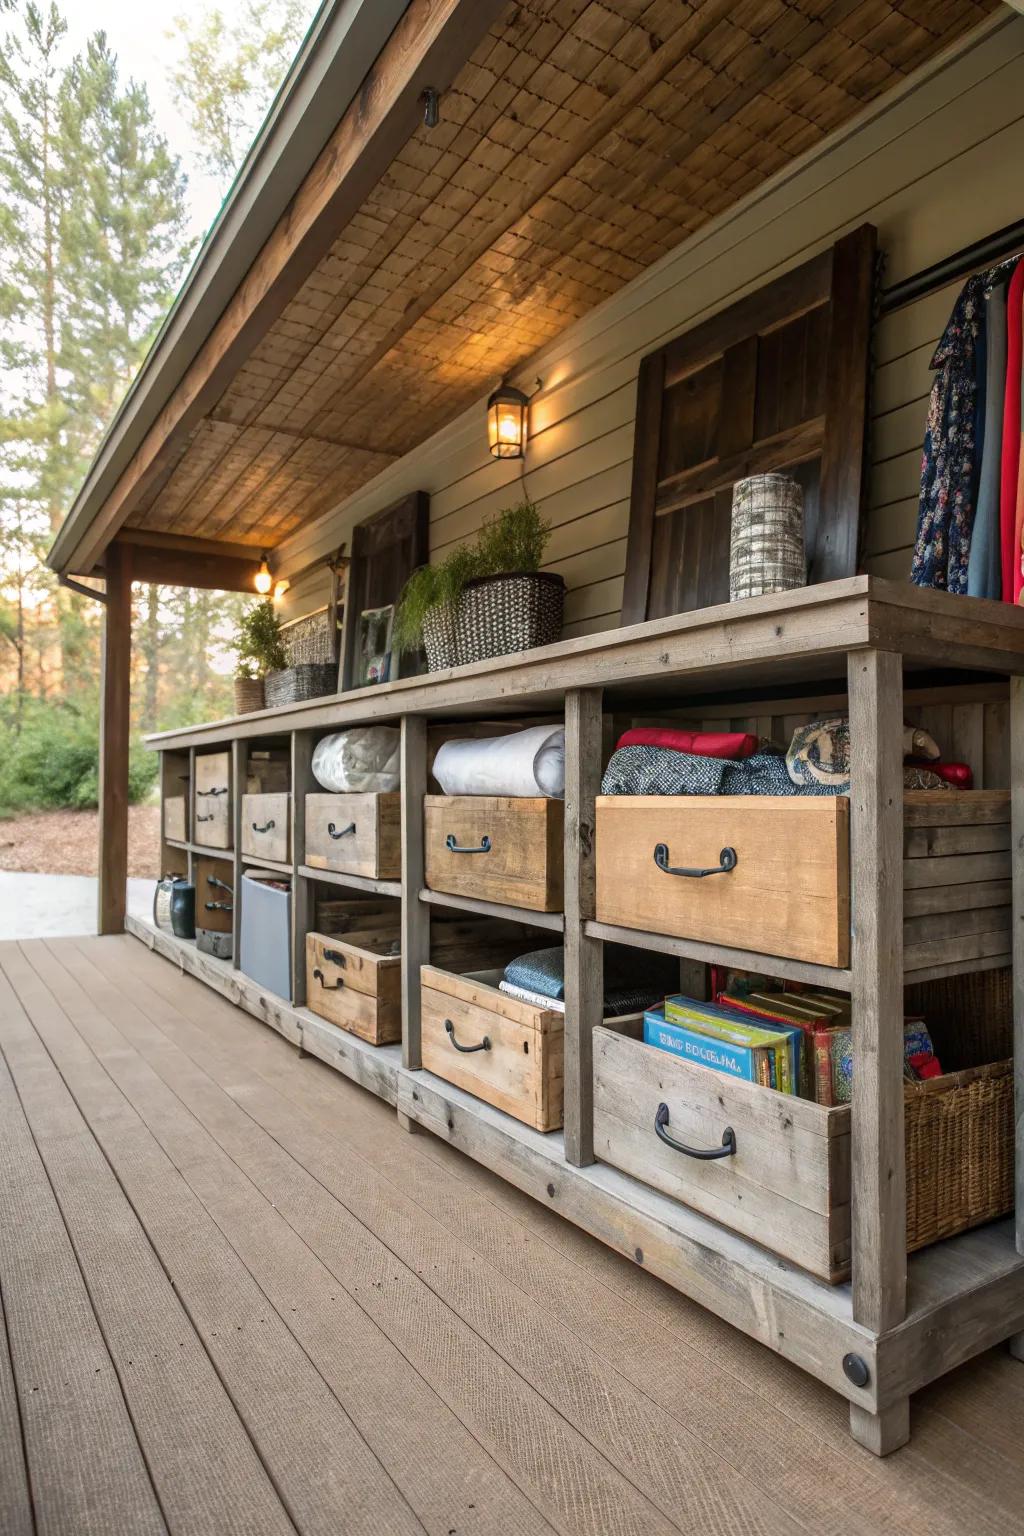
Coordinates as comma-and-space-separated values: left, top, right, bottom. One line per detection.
126, 0, 994, 549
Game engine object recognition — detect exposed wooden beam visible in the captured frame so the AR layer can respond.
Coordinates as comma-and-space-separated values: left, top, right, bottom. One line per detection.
68, 0, 507, 576
98, 543, 132, 936
112, 536, 262, 592
113, 528, 262, 561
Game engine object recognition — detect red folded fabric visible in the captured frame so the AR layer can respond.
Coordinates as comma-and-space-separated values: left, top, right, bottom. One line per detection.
615, 728, 758, 759
908, 1051, 943, 1081
906, 759, 973, 789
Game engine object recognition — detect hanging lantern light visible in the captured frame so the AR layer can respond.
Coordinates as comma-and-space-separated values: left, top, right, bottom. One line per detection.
487, 384, 529, 459
254, 553, 273, 595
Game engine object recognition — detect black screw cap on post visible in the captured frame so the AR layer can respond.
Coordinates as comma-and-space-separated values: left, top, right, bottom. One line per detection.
842, 1353, 870, 1388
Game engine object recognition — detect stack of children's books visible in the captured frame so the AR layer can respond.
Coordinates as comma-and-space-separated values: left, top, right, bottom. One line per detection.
644, 985, 939, 1103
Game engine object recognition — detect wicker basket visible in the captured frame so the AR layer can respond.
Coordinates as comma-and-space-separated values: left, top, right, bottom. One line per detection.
454, 571, 565, 664
905, 1059, 1013, 1250
729, 473, 805, 601
903, 965, 1014, 1250
422, 604, 458, 673
281, 608, 333, 665
234, 677, 265, 714
264, 663, 337, 707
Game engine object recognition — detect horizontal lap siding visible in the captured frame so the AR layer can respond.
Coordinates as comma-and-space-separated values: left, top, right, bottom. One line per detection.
278, 17, 1024, 634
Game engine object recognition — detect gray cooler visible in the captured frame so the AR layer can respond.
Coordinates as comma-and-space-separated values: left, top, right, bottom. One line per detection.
239, 870, 292, 999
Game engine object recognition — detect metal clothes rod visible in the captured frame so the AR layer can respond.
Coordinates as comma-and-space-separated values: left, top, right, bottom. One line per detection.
878, 216, 1024, 316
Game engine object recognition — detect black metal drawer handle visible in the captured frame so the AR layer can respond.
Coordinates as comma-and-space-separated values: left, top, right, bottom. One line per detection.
196, 785, 227, 797
655, 1102, 736, 1160
313, 966, 344, 991
196, 813, 215, 823
444, 1018, 490, 1053
251, 819, 276, 834
446, 834, 491, 854
204, 900, 233, 912
653, 844, 738, 878
327, 821, 356, 839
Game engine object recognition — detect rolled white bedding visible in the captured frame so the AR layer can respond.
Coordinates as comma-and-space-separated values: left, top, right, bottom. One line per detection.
312, 727, 401, 793
433, 726, 565, 799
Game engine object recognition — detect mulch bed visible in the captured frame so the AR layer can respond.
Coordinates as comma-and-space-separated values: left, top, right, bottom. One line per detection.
0, 805, 162, 877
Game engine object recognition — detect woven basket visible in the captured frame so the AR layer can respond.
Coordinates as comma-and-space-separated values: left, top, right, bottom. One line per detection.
454, 571, 565, 664
905, 1059, 1013, 1250
729, 473, 805, 601
282, 609, 333, 665
265, 663, 337, 707
422, 604, 459, 672
234, 677, 265, 715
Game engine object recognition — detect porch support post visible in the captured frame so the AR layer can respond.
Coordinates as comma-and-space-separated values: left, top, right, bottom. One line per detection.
97, 543, 132, 935
1011, 675, 1024, 1369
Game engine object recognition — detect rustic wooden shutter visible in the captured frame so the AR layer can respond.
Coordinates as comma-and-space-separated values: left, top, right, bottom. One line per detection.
620, 225, 876, 625
339, 491, 429, 689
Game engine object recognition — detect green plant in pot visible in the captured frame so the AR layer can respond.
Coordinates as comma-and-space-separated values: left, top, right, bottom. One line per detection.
394, 543, 486, 672
456, 497, 563, 665
233, 600, 288, 714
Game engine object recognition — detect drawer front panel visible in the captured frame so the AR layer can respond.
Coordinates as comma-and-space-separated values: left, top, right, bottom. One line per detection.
164, 795, 187, 843
242, 793, 291, 863
593, 1025, 850, 1281
306, 932, 400, 1045
420, 967, 563, 1131
424, 796, 563, 911
194, 857, 234, 935
305, 793, 400, 878
194, 751, 232, 848
595, 796, 849, 967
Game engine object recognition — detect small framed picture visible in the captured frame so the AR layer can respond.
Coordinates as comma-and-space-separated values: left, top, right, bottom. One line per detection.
356, 604, 395, 685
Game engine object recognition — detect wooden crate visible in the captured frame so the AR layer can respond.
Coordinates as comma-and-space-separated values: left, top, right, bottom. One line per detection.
193, 750, 231, 849
902, 791, 1011, 974
193, 857, 234, 935
595, 796, 850, 967
305, 792, 400, 879
424, 796, 564, 912
593, 1022, 851, 1281
420, 967, 565, 1131
305, 930, 401, 1045
241, 792, 291, 863
163, 795, 187, 843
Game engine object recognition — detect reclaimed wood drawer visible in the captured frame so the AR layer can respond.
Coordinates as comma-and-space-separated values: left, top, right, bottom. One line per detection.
424, 796, 563, 912
306, 930, 401, 1045
193, 750, 232, 849
163, 795, 187, 843
902, 791, 1011, 974
194, 856, 233, 935
595, 796, 850, 967
305, 793, 400, 879
241, 792, 291, 863
420, 967, 564, 1131
593, 1022, 851, 1281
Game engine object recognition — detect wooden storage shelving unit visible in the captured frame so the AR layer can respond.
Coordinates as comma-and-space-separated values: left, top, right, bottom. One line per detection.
136, 576, 1024, 1456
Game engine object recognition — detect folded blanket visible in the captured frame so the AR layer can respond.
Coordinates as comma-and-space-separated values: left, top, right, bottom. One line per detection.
601, 746, 841, 797
433, 725, 565, 798
503, 944, 677, 1017
615, 727, 758, 760
906, 759, 973, 789
312, 727, 400, 792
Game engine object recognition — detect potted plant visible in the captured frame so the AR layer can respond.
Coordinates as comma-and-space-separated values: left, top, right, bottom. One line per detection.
233, 600, 288, 714
454, 498, 563, 665
394, 543, 485, 671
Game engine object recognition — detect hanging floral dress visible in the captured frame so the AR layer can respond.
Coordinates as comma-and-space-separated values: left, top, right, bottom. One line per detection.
910, 272, 987, 593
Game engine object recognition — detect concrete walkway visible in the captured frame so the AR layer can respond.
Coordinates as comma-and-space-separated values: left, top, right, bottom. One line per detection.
0, 872, 153, 940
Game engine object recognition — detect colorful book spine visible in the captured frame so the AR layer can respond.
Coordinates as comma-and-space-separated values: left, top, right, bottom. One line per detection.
643, 1008, 771, 1086
662, 996, 793, 1093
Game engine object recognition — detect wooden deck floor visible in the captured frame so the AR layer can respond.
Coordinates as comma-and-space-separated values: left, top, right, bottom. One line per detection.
3, 938, 1024, 1536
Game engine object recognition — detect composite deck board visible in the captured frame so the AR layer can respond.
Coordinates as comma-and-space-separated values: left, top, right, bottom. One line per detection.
5, 942, 428, 1536
0, 949, 297, 1536
109, 935, 1024, 1536
27, 939, 555, 1536
3, 936, 1024, 1536
92, 940, 807, 1536
0, 1289, 34, 1536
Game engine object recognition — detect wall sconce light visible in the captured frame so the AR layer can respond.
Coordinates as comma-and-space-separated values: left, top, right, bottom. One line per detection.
254, 553, 273, 595
487, 383, 530, 459
273, 578, 290, 602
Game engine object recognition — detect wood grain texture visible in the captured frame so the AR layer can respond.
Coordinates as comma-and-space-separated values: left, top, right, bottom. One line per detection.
400, 716, 428, 1072
563, 688, 603, 1167
305, 792, 401, 878
98, 541, 132, 934
1012, 676, 1024, 1256
240, 792, 291, 862
305, 930, 401, 1045
848, 649, 907, 1336
424, 796, 564, 913
193, 750, 232, 850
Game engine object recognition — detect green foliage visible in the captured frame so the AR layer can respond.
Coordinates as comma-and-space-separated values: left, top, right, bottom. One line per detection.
0, 697, 157, 817
394, 498, 552, 653
476, 498, 550, 574
234, 599, 287, 679
167, 0, 310, 185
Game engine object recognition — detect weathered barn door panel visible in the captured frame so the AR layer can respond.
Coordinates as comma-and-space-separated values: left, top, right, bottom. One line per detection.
621, 225, 876, 625
339, 491, 429, 689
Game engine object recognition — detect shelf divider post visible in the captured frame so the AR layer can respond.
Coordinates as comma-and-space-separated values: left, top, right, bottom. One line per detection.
564, 686, 604, 1167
